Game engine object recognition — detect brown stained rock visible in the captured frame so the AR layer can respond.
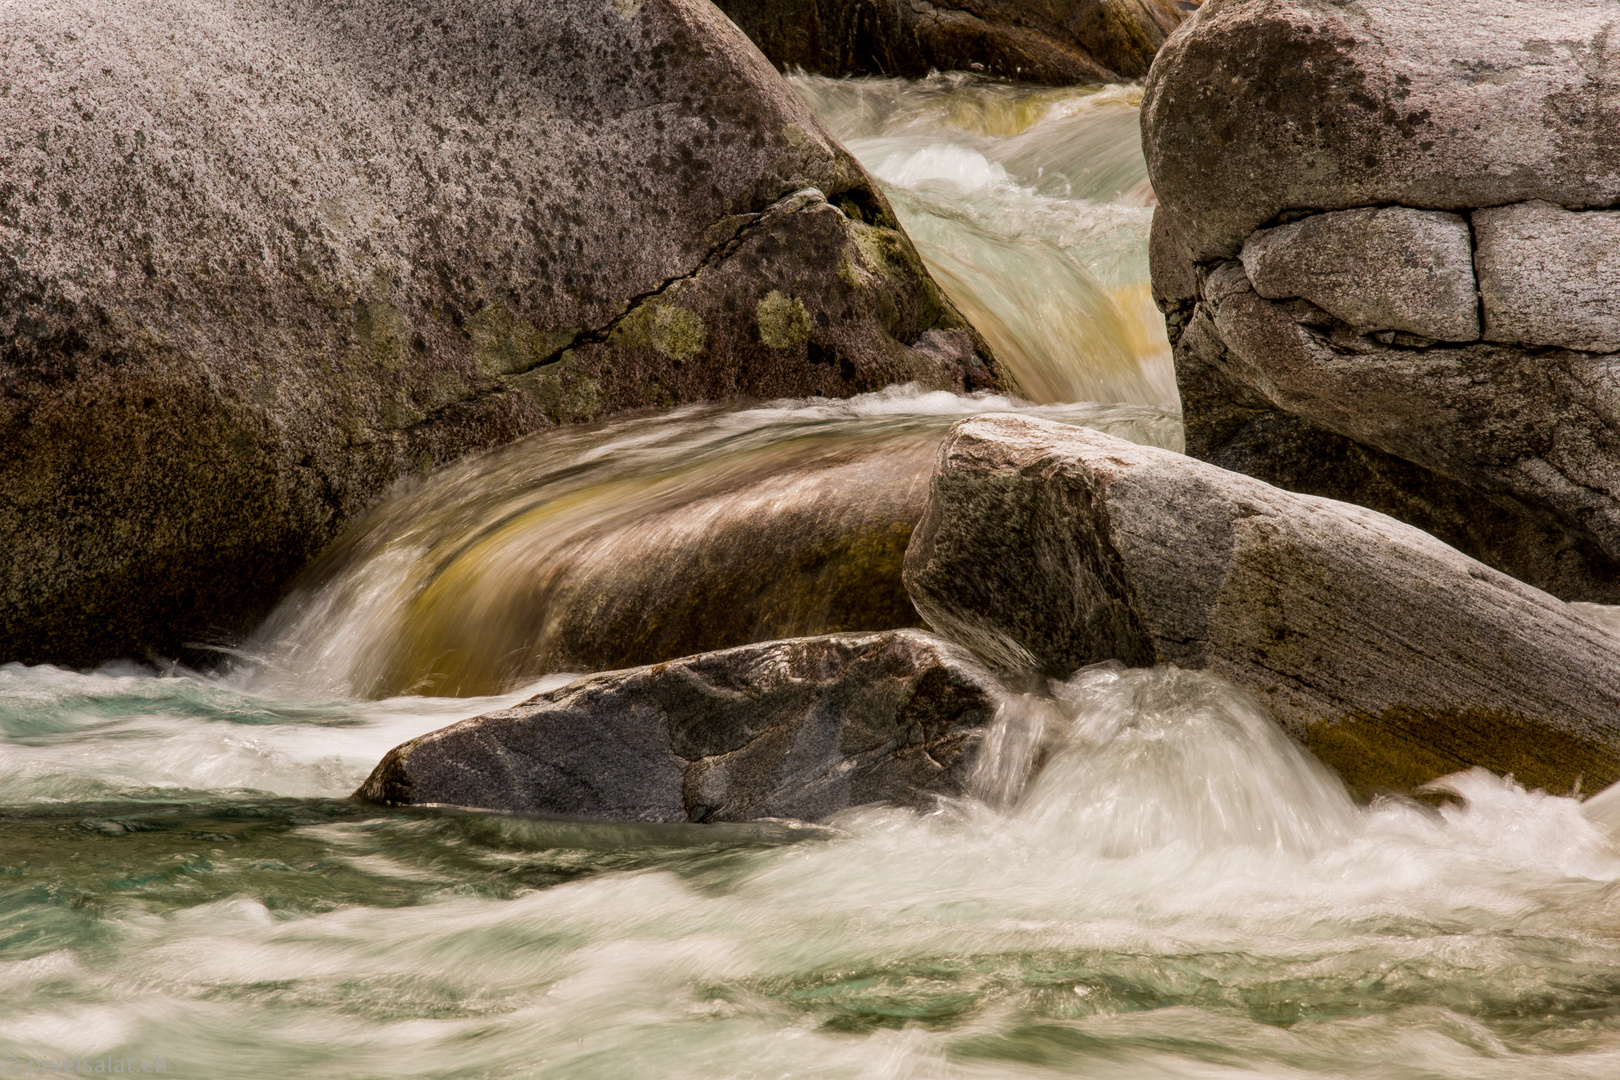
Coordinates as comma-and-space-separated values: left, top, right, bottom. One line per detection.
354, 630, 1010, 821
1475, 201, 1620, 354
1239, 207, 1479, 342
0, 0, 999, 668
714, 0, 1189, 86
903, 413, 1620, 794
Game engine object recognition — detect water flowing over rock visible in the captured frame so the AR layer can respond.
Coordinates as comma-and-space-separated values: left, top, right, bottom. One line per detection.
0, 0, 998, 669
715, 0, 1191, 86
355, 630, 1011, 821
243, 393, 1179, 700
903, 414, 1620, 795
1143, 0, 1620, 602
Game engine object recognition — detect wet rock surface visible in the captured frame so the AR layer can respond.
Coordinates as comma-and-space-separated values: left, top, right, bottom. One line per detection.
1143, 0, 1620, 601
903, 414, 1620, 795
355, 630, 1010, 822
715, 0, 1189, 85
0, 0, 998, 669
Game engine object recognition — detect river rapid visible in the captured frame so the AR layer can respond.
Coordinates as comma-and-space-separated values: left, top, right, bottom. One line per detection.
5, 78, 1620, 1079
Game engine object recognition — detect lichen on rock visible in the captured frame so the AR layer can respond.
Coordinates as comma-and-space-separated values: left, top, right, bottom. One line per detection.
0, 0, 1002, 668
756, 291, 812, 349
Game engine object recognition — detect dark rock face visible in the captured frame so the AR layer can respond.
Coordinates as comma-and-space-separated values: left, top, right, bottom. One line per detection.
715, 0, 1189, 85
355, 630, 1010, 822
0, 0, 999, 669
903, 414, 1620, 795
1143, 0, 1620, 601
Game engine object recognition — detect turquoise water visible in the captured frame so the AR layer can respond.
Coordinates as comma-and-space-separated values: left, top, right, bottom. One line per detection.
4, 661, 1620, 1077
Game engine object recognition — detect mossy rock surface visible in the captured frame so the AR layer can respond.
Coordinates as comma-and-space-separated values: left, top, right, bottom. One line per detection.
0, 0, 1000, 666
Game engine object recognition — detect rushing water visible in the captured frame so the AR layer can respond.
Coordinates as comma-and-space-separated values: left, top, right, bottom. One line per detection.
7, 76, 1620, 1079
6, 660, 1620, 1078
792, 75, 1175, 408
241, 389, 1178, 700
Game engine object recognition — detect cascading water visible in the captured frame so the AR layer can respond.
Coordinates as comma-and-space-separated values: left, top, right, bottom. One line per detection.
239, 391, 1178, 699
6, 77, 1620, 1079
791, 76, 1175, 408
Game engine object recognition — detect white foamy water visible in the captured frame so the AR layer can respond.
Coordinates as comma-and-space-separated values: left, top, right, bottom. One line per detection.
4, 660, 1620, 1079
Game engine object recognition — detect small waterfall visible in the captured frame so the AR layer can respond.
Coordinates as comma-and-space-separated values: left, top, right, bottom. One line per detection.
792, 76, 1176, 408
240, 391, 1180, 699
234, 78, 1187, 700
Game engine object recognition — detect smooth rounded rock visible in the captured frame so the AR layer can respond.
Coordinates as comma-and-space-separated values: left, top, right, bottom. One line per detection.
1239, 207, 1479, 343
0, 0, 998, 668
1143, 0, 1620, 263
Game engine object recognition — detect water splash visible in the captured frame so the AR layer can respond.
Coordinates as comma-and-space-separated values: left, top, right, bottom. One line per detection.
794, 75, 1175, 407
973, 664, 1358, 856
3, 659, 1620, 1078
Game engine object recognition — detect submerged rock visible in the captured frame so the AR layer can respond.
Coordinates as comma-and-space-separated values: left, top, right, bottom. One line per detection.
903, 414, 1620, 795
0, 0, 998, 669
715, 0, 1190, 85
301, 435, 940, 699
1143, 0, 1620, 601
355, 630, 1010, 822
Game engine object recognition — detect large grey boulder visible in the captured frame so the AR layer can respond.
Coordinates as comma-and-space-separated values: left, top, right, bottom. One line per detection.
354, 630, 1011, 822
903, 414, 1620, 795
0, 0, 998, 669
715, 0, 1190, 86
1143, 0, 1620, 265
1144, 0, 1620, 602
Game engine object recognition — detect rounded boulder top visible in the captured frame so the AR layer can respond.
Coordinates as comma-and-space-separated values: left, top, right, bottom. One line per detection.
1142, 0, 1620, 262
0, 0, 995, 668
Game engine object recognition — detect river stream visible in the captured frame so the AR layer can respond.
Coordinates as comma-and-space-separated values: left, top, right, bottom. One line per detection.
4, 77, 1619, 1079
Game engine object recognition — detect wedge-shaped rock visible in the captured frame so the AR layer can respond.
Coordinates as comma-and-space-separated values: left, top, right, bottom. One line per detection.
1240, 208, 1479, 342
355, 631, 1009, 822
903, 414, 1620, 794
1476, 201, 1620, 353
0, 0, 997, 669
